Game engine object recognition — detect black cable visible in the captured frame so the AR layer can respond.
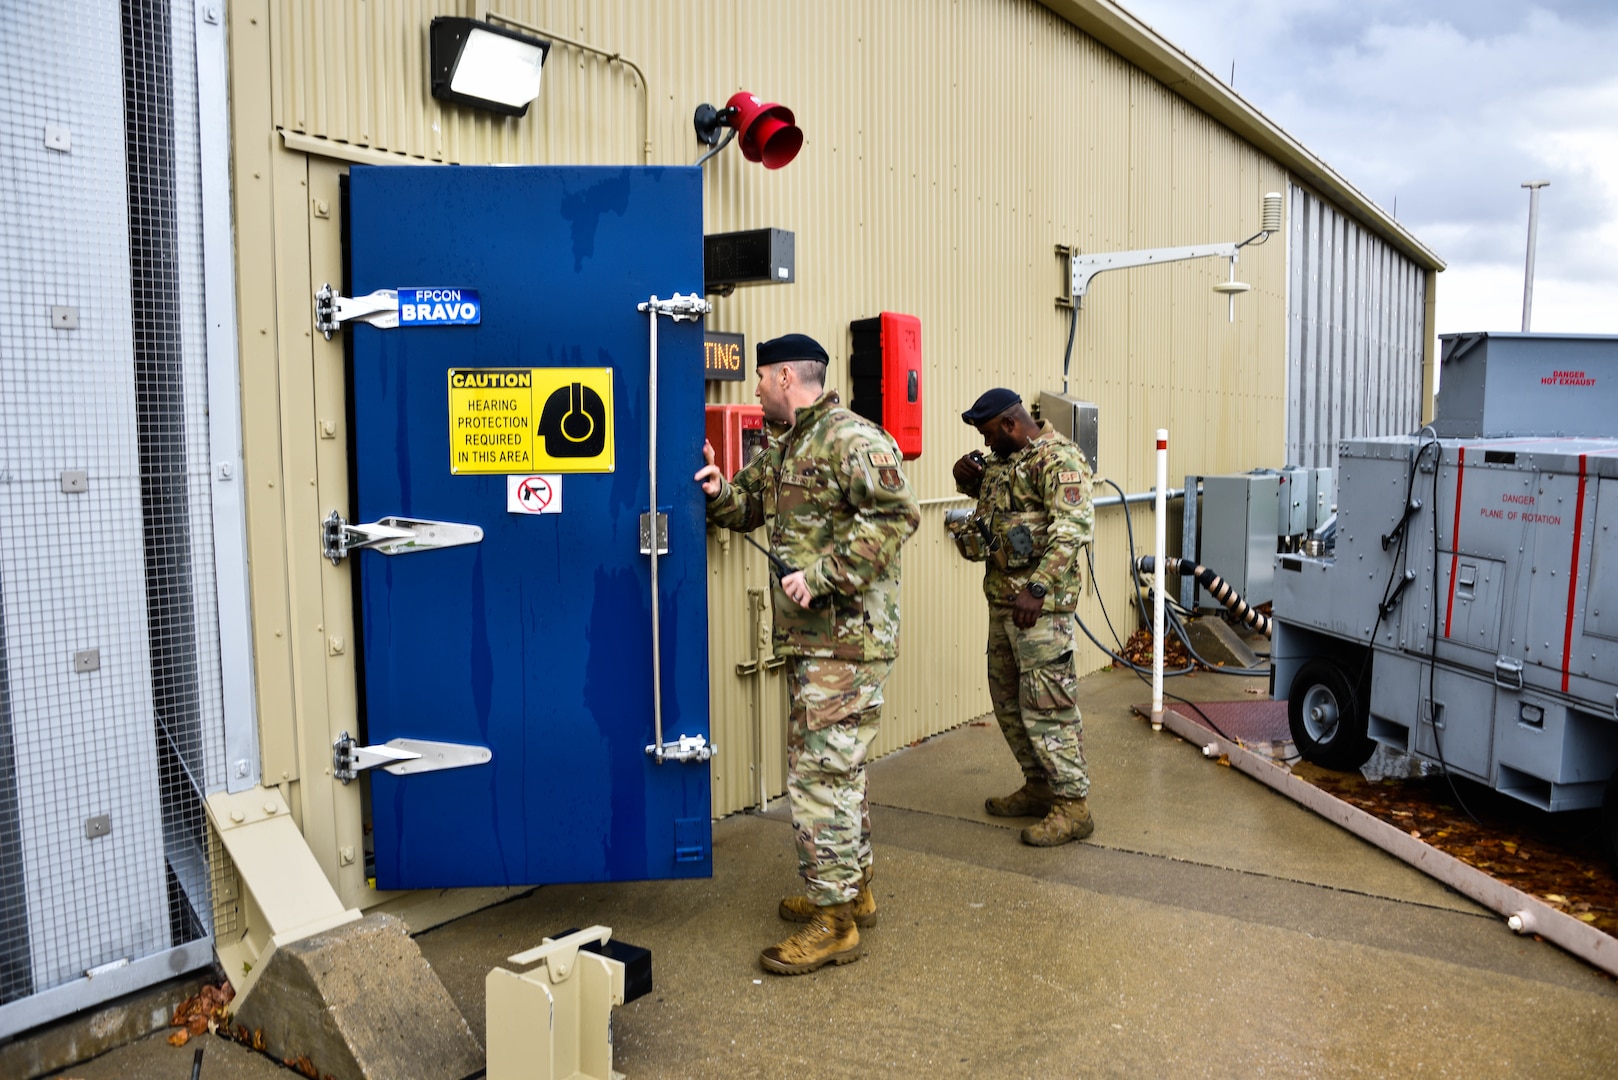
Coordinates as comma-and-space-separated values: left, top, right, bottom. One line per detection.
1085, 542, 1128, 653
1073, 601, 1195, 676
1162, 591, 1273, 677
1353, 431, 1437, 699
1061, 298, 1078, 396
1078, 476, 1268, 751
1094, 477, 1154, 631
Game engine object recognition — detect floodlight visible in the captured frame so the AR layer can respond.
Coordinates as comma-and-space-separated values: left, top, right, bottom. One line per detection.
430, 17, 550, 117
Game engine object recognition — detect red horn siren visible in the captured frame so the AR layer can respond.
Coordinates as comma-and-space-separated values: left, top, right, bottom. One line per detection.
725, 91, 803, 170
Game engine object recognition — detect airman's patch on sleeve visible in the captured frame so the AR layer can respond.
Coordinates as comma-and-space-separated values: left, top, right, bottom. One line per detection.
867, 450, 898, 469
1057, 470, 1084, 484
878, 467, 904, 492
1062, 485, 1085, 505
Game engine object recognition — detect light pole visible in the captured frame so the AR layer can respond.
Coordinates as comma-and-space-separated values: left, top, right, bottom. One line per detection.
1521, 180, 1550, 332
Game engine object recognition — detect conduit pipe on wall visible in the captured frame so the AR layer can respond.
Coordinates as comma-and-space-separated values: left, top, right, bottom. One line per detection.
489, 12, 651, 163
917, 487, 1189, 509
1148, 703, 1618, 979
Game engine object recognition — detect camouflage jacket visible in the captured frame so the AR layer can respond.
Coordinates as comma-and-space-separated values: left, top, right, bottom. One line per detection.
957, 420, 1093, 611
707, 390, 920, 660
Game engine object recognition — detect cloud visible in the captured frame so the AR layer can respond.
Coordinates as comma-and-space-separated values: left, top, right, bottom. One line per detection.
1119, 0, 1618, 332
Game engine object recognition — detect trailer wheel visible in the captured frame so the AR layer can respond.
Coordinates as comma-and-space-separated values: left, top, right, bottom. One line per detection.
1287, 659, 1374, 771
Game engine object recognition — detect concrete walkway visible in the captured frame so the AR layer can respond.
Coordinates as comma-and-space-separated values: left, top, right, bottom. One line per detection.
52, 667, 1618, 1078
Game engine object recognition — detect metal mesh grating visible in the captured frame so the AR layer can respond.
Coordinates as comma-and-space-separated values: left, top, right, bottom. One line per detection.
0, 574, 31, 1003
124, 0, 215, 950
206, 822, 240, 941
0, 0, 227, 1016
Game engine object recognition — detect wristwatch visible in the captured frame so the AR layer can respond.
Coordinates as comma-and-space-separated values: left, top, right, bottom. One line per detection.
1026, 581, 1048, 599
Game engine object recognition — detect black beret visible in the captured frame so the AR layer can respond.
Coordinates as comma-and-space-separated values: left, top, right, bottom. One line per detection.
961, 388, 1021, 425
757, 333, 829, 368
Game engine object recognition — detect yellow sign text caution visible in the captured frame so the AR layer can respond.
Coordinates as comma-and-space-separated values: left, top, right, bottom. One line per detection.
448, 367, 615, 474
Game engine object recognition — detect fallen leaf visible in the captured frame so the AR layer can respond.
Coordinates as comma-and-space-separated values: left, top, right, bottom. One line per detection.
168, 1030, 190, 1048
1409, 829, 1421, 839
1545, 894, 1569, 904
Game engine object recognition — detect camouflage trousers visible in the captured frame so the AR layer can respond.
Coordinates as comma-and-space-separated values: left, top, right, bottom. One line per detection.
785, 656, 892, 906
986, 608, 1089, 799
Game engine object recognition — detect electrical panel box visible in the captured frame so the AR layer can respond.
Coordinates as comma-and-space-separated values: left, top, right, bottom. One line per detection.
1036, 391, 1099, 473
1276, 466, 1310, 537
705, 404, 767, 480
849, 312, 923, 460
1196, 473, 1280, 609
704, 228, 795, 294
1307, 467, 1334, 529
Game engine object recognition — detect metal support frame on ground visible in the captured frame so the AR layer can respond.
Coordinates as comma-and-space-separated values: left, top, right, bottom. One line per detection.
205, 789, 361, 1000
486, 926, 631, 1080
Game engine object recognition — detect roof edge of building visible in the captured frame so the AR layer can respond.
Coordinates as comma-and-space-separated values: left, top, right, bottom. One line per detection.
1038, 0, 1446, 272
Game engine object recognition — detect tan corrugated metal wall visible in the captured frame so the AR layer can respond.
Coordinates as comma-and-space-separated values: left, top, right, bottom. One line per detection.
248, 0, 1293, 820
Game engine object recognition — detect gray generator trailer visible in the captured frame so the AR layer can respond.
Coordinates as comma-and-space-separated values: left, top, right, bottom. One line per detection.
1270, 333, 1618, 862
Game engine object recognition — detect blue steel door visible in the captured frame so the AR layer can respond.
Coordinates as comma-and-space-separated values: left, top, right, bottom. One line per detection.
347, 166, 710, 889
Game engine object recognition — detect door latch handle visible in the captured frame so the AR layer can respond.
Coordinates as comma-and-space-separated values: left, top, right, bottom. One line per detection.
1493, 656, 1524, 691
646, 734, 715, 765
322, 510, 483, 564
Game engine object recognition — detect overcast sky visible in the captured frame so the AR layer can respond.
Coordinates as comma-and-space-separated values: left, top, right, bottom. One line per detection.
1119, 0, 1618, 336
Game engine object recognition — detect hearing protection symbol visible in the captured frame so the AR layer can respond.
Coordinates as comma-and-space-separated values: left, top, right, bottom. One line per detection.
539, 381, 607, 458
447, 366, 614, 474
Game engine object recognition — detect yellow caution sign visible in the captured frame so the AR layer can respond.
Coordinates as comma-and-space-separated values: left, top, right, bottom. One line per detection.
448, 367, 615, 474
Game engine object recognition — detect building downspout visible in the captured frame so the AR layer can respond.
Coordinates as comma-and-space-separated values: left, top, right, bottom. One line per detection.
1422, 270, 1439, 425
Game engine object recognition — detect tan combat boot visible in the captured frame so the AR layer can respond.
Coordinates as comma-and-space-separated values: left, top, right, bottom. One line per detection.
1020, 797, 1095, 847
985, 777, 1056, 817
759, 902, 860, 975
779, 870, 878, 927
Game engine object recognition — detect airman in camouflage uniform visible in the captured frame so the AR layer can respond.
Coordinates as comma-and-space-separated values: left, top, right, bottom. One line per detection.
951, 388, 1096, 846
696, 333, 919, 975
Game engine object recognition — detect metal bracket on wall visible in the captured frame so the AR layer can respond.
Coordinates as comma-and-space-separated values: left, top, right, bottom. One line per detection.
1054, 244, 1075, 308
332, 730, 493, 784
734, 655, 785, 677
322, 509, 483, 564
315, 283, 399, 339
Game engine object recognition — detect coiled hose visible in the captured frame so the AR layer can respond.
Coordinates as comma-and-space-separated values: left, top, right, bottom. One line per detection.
1134, 556, 1271, 639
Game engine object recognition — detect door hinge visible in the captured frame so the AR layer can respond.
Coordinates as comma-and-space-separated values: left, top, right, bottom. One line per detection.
322, 510, 483, 565
315, 283, 398, 339
332, 730, 493, 784
645, 733, 715, 765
